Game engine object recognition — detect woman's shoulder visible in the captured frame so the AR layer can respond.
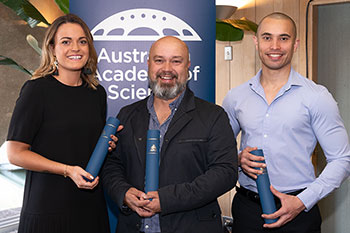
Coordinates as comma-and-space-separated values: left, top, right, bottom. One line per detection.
20, 76, 50, 94
95, 83, 106, 91
95, 83, 107, 97
25, 75, 54, 88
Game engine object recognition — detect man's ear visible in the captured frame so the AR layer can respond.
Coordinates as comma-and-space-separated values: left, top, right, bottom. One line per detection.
293, 39, 300, 52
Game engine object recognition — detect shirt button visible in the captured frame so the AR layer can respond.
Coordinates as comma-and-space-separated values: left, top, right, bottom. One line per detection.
264, 134, 268, 138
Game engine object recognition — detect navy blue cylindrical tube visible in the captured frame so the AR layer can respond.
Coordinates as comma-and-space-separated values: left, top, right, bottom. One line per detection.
251, 149, 278, 224
85, 117, 120, 181
145, 130, 160, 193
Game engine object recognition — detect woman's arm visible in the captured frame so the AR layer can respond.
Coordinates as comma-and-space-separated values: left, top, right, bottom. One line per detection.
7, 140, 99, 189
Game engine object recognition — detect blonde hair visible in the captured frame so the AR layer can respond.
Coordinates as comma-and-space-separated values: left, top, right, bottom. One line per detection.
32, 14, 99, 89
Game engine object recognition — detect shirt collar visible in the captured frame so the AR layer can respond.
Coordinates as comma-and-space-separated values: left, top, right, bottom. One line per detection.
249, 68, 303, 91
147, 89, 186, 113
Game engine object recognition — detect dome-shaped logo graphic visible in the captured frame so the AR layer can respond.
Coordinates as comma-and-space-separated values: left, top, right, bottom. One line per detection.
91, 8, 202, 41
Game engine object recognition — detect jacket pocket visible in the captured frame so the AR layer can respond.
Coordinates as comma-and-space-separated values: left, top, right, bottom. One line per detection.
178, 138, 208, 143
195, 202, 221, 221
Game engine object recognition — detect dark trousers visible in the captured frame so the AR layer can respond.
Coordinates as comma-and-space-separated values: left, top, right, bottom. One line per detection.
232, 188, 322, 233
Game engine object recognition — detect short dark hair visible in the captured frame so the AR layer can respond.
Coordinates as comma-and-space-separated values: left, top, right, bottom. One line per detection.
257, 12, 297, 39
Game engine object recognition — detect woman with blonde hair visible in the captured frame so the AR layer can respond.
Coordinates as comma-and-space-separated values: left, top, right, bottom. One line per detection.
7, 14, 114, 233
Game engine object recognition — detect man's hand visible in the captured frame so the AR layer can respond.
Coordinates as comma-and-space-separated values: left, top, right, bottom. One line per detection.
144, 191, 161, 213
124, 187, 154, 217
262, 186, 306, 228
239, 146, 265, 179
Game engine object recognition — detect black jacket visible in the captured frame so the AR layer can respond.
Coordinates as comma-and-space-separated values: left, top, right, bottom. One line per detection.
102, 88, 238, 233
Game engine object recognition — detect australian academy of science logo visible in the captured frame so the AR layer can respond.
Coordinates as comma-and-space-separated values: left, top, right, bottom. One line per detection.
149, 144, 158, 154
91, 8, 203, 104
91, 8, 202, 41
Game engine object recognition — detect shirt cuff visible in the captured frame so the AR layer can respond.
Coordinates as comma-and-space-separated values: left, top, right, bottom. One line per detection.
296, 188, 319, 211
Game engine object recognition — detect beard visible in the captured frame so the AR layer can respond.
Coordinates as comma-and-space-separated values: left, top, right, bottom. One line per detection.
149, 71, 187, 100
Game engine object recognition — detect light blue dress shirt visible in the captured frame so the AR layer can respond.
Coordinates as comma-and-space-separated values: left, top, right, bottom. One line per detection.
222, 68, 350, 211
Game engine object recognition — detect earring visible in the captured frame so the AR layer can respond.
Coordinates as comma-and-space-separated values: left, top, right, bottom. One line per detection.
52, 59, 59, 76
82, 67, 92, 75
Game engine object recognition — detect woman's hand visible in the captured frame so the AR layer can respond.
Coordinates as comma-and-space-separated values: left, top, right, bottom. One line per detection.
108, 125, 124, 152
65, 165, 99, 189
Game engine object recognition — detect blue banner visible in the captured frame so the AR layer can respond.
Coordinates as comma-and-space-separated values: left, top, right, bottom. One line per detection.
71, 0, 215, 117
71, 1, 215, 231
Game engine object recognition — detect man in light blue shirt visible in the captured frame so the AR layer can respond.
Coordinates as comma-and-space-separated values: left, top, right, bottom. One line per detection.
222, 12, 350, 233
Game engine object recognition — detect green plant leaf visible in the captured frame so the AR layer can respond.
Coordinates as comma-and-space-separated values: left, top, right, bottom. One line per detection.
216, 21, 244, 41
0, 0, 40, 27
0, 55, 32, 76
55, 0, 69, 14
216, 17, 258, 41
222, 17, 258, 33
22, 0, 50, 26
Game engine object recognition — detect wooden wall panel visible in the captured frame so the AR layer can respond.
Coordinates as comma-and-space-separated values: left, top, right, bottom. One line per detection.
231, 1, 257, 92
299, 0, 309, 77
215, 41, 230, 106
